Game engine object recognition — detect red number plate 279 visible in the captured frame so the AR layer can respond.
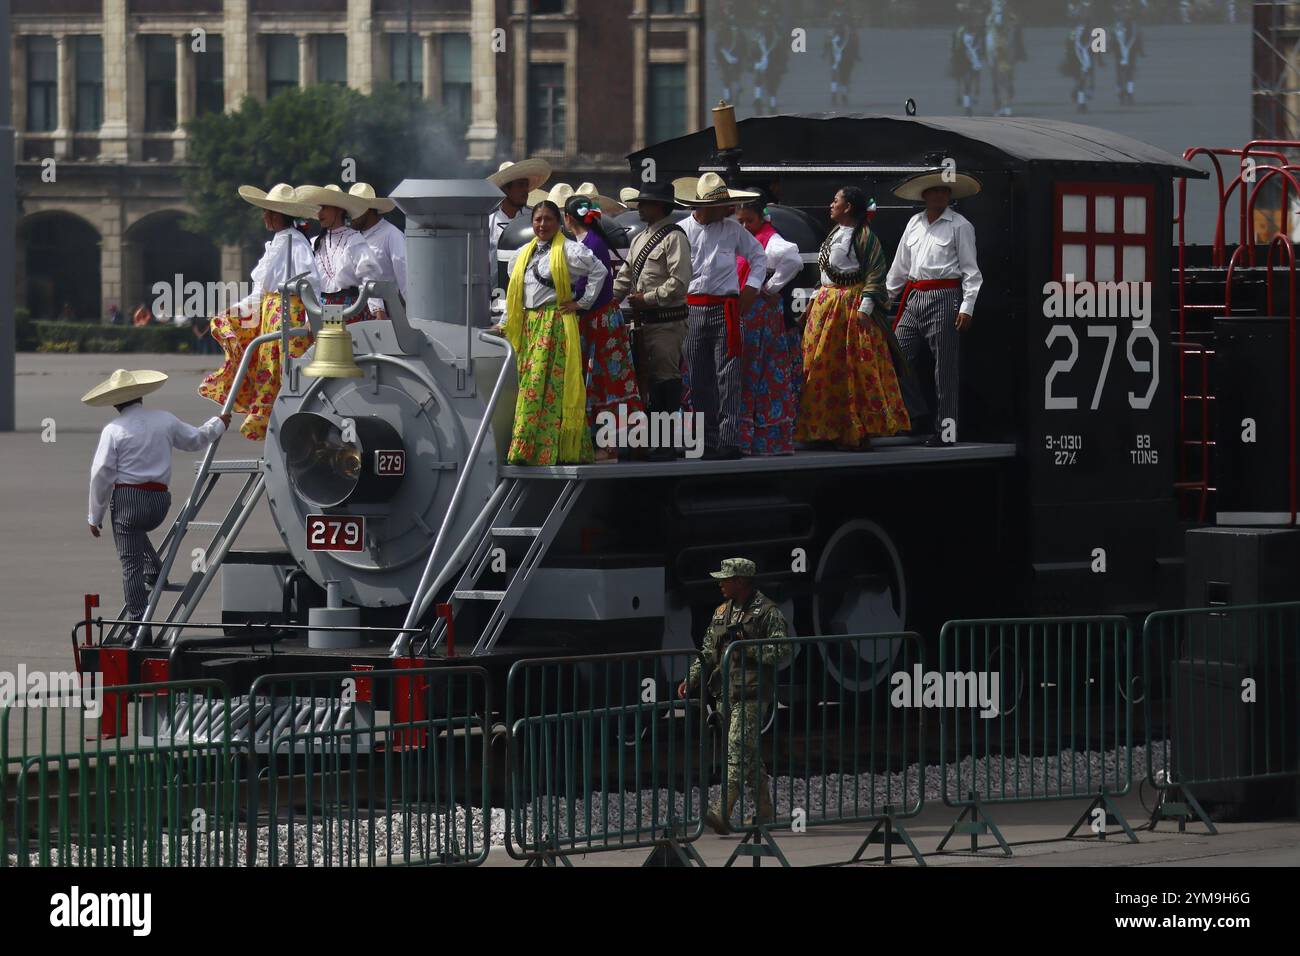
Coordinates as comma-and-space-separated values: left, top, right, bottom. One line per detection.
306, 514, 365, 552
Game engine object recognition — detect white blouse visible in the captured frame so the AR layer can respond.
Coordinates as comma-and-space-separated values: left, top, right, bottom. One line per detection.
819, 224, 875, 315
761, 232, 804, 293
313, 226, 383, 295
360, 217, 408, 314
510, 238, 608, 311
232, 228, 321, 316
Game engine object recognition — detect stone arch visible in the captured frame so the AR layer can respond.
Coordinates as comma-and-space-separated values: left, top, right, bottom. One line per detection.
17, 210, 103, 321
122, 209, 222, 318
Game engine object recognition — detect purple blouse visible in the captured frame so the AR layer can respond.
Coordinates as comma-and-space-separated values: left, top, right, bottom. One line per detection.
572, 229, 614, 312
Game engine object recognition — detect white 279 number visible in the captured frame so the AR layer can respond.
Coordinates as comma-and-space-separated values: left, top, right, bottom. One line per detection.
1044, 323, 1158, 411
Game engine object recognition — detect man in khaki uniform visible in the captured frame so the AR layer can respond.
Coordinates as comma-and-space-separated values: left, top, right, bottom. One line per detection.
612, 181, 692, 455
677, 557, 791, 834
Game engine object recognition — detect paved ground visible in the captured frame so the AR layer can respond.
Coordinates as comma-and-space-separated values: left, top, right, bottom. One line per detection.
482, 792, 1300, 867
0, 353, 284, 685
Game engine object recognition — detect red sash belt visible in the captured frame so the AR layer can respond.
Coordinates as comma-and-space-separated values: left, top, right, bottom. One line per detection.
115, 482, 168, 492
687, 293, 741, 358
892, 277, 961, 329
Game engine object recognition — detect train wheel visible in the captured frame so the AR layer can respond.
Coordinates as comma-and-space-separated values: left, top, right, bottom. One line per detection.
812, 519, 908, 694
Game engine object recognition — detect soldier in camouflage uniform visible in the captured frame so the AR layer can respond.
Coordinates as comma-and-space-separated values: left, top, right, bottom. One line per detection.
677, 557, 791, 834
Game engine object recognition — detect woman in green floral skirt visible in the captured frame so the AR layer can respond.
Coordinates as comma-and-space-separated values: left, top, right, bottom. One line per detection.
498, 200, 608, 465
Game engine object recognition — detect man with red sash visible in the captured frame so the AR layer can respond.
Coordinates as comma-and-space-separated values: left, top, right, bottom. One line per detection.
886, 171, 983, 447
678, 173, 767, 460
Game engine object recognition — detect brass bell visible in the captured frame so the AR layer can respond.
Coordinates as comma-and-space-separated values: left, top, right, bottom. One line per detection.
303, 317, 363, 378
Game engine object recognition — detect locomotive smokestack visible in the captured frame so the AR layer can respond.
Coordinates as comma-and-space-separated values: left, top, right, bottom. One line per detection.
712, 101, 742, 186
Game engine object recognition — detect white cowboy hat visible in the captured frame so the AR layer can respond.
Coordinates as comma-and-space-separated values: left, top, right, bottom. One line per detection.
488, 158, 552, 191
296, 184, 372, 219
80, 369, 168, 407
619, 187, 640, 204
893, 171, 982, 202
238, 183, 320, 220
574, 182, 627, 215
531, 181, 627, 216
676, 171, 760, 207
347, 182, 396, 214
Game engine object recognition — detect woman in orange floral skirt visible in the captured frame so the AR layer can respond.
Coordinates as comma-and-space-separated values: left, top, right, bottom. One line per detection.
198, 184, 322, 441
795, 187, 910, 450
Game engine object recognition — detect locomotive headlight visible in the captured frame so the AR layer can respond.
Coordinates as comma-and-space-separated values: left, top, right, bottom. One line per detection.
280, 411, 405, 508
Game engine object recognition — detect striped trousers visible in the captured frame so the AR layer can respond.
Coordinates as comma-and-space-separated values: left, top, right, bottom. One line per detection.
895, 285, 963, 435
684, 303, 741, 451
110, 487, 172, 620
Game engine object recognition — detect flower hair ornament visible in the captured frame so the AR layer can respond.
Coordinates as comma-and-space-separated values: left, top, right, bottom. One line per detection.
573, 199, 601, 225
866, 198, 878, 222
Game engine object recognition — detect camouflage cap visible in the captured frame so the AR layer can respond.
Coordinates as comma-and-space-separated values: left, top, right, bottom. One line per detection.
709, 557, 756, 580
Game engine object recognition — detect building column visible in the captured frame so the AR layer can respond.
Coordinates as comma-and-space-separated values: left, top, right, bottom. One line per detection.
422, 32, 438, 103
174, 34, 193, 160
53, 35, 73, 159
224, 0, 251, 107
12, 35, 28, 149
100, 0, 130, 160
347, 0, 374, 94
298, 33, 312, 89
465, 0, 498, 162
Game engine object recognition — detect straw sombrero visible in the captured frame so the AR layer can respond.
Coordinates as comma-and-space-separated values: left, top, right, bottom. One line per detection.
347, 182, 396, 214
619, 187, 640, 204
488, 158, 552, 192
296, 184, 372, 219
675, 172, 759, 207
893, 171, 982, 202
238, 184, 320, 220
80, 369, 168, 407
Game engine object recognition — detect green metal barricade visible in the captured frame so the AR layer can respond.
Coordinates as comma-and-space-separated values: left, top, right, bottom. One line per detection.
2, 679, 237, 867
244, 665, 492, 867
1143, 601, 1300, 833
718, 633, 927, 867
938, 616, 1136, 855
506, 649, 708, 866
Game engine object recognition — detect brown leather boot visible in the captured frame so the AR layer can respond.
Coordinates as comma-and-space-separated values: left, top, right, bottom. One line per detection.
704, 785, 739, 835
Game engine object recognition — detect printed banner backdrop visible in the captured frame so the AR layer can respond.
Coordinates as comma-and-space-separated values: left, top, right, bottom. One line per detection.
703, 0, 1252, 242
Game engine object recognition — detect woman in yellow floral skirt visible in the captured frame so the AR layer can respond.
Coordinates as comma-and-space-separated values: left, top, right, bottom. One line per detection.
497, 200, 608, 465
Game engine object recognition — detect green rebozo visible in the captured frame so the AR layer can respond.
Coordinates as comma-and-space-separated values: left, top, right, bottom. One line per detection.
687, 590, 791, 702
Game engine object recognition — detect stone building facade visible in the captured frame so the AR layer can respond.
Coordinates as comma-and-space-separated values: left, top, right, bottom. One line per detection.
11, 0, 705, 322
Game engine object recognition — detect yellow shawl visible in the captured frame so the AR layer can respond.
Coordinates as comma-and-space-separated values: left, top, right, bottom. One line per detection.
504, 235, 587, 458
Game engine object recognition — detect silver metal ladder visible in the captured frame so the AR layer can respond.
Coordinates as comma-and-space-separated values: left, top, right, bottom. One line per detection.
105, 459, 267, 646
421, 476, 586, 657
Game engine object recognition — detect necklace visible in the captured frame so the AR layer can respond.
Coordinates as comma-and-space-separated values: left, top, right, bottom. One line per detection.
318, 228, 348, 288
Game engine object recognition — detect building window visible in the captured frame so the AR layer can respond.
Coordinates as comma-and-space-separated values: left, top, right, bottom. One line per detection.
316, 35, 347, 86
389, 34, 423, 98
650, 0, 686, 13
265, 35, 299, 100
195, 35, 225, 116
1053, 182, 1154, 283
647, 63, 686, 143
531, 0, 565, 13
528, 64, 566, 153
143, 36, 177, 131
441, 33, 471, 128
73, 36, 104, 132
26, 36, 57, 132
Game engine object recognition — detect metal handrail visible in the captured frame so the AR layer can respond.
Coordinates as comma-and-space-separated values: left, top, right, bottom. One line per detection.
133, 283, 316, 648
393, 329, 515, 657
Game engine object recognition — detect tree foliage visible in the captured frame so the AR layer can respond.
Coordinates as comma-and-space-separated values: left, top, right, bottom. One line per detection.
180, 84, 474, 248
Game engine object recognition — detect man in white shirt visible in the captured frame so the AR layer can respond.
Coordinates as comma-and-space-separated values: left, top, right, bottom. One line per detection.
886, 172, 983, 446
487, 158, 551, 294
348, 183, 407, 321
83, 370, 230, 633
678, 174, 768, 460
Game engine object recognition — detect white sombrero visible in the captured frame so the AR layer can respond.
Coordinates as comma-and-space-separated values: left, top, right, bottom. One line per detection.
296, 184, 372, 219
488, 158, 552, 192
238, 183, 320, 220
676, 172, 760, 207
619, 187, 640, 204
531, 182, 626, 215
80, 369, 168, 407
347, 182, 396, 214
893, 171, 982, 202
